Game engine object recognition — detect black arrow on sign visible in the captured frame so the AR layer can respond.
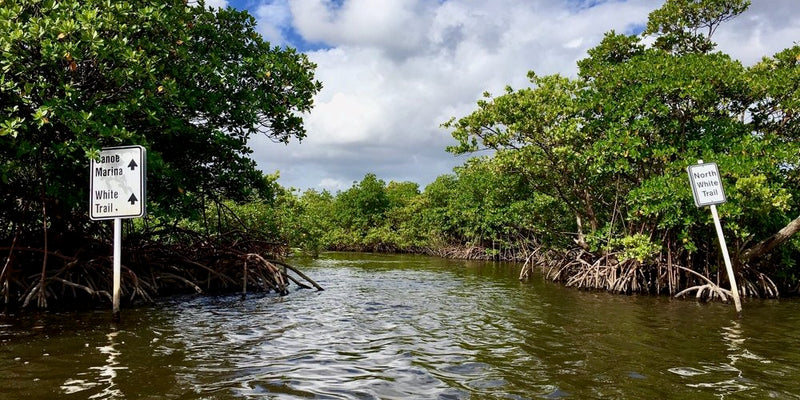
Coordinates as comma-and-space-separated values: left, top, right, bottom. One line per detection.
128, 159, 138, 170
128, 193, 138, 205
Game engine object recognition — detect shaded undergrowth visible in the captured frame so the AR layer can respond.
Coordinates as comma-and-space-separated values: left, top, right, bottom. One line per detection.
0, 227, 321, 312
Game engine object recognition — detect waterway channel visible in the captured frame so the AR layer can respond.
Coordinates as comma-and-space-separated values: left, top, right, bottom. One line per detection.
2, 252, 799, 399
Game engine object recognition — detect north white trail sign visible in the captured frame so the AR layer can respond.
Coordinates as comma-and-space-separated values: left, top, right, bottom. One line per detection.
89, 145, 146, 220
687, 162, 726, 207
686, 160, 741, 314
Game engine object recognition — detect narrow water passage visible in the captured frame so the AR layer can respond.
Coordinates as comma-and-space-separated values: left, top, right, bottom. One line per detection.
2, 252, 799, 399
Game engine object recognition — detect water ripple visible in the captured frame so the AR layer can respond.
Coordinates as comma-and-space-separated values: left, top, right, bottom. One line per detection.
4, 253, 800, 399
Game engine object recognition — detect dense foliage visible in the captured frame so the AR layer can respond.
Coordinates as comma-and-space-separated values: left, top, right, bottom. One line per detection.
0, 0, 321, 308
269, 165, 567, 260
443, 0, 799, 296
2, 0, 799, 309
276, 0, 799, 298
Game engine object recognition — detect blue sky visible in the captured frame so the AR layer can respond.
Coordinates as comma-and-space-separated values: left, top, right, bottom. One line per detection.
205, 0, 800, 192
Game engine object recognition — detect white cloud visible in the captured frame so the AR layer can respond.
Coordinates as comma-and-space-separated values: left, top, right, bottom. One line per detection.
190, 0, 229, 9
247, 0, 800, 191
290, 0, 436, 57
714, 0, 800, 65
255, 0, 292, 45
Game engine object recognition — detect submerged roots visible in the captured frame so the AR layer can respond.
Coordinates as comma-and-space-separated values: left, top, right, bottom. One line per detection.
539, 249, 781, 300
1, 230, 322, 311
548, 251, 648, 294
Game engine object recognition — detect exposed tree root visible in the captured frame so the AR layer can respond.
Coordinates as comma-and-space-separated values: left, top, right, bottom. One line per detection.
536, 248, 782, 301
675, 284, 731, 302
0, 229, 322, 311
268, 258, 324, 291
518, 249, 543, 281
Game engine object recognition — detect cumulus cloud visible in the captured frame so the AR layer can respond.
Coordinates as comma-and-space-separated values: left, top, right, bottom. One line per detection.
714, 0, 800, 64
254, 0, 293, 45
290, 0, 436, 58
245, 0, 800, 192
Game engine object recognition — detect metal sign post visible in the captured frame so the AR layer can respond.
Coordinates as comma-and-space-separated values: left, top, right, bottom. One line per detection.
90, 145, 146, 321
687, 160, 741, 315
113, 217, 122, 320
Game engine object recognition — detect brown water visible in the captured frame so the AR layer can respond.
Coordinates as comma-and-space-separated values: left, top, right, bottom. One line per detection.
1, 252, 799, 399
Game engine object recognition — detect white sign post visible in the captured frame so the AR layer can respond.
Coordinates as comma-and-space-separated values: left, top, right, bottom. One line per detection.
90, 145, 146, 321
687, 160, 741, 315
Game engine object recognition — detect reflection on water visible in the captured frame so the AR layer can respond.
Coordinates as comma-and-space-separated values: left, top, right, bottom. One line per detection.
2, 252, 800, 399
61, 331, 125, 399
669, 319, 771, 398
668, 320, 776, 398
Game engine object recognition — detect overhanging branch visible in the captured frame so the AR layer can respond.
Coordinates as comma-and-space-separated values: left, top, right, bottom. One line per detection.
740, 214, 800, 264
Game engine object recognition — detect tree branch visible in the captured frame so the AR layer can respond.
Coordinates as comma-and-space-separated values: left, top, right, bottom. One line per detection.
740, 214, 800, 264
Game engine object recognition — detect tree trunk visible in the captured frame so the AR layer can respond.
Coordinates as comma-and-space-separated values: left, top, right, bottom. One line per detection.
574, 213, 590, 250
740, 214, 800, 264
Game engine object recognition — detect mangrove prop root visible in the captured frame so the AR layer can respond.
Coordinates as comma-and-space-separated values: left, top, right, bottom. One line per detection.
268, 259, 324, 291
538, 247, 781, 301
0, 229, 322, 310
518, 249, 544, 281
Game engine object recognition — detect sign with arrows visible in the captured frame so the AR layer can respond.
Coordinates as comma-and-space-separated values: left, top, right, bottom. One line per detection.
89, 145, 146, 220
